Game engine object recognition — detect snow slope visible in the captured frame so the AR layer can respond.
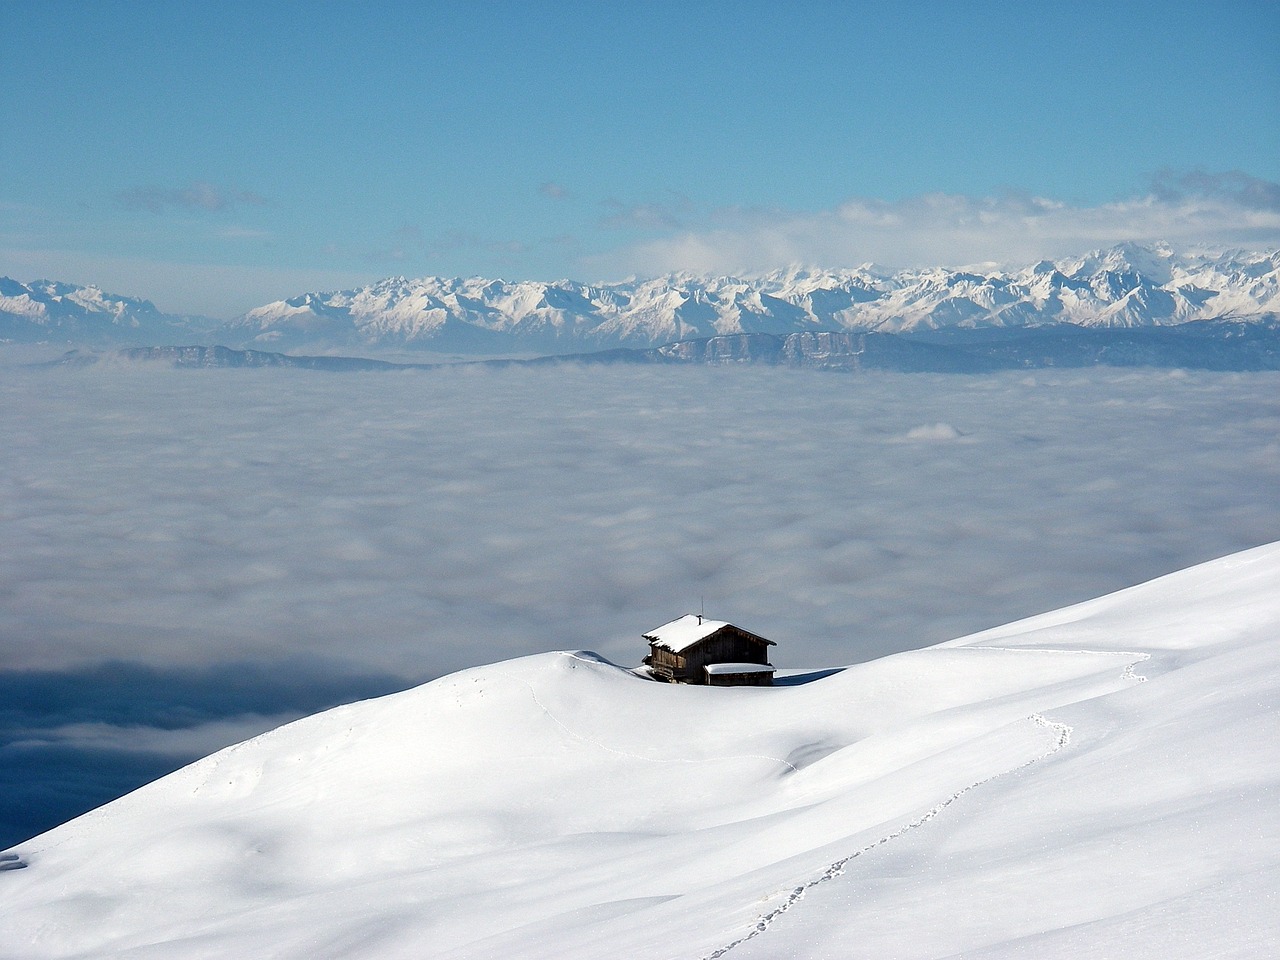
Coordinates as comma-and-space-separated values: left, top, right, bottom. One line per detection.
3, 543, 1278, 959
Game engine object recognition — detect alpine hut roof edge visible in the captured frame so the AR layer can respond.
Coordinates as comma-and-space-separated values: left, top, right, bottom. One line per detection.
642, 614, 775, 654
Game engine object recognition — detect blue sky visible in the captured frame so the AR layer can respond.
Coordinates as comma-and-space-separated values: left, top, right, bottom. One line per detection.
4, 0, 1278, 317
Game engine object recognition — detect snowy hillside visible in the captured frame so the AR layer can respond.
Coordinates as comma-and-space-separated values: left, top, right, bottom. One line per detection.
3, 543, 1278, 959
230, 244, 1280, 353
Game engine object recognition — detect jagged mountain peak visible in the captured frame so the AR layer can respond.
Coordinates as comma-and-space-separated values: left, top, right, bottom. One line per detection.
5, 244, 1279, 353
0, 276, 208, 344
215, 245, 1279, 351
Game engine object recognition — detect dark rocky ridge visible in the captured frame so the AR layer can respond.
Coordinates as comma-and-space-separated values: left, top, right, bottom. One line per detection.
51, 319, 1280, 373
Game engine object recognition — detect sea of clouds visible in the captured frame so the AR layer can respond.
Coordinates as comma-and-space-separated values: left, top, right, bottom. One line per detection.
3, 361, 1279, 846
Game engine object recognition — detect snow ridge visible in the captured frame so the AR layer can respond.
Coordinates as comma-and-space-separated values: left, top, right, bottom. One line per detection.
501, 652, 799, 773
5, 245, 1278, 352
230, 245, 1280, 353
0, 277, 212, 345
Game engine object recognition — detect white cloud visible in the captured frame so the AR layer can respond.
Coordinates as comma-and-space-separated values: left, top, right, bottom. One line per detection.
586, 173, 1280, 277
115, 182, 268, 214
2, 364, 1276, 684
9, 715, 303, 757
1150, 169, 1280, 211
598, 194, 693, 231
902, 423, 963, 442
215, 226, 272, 241
539, 181, 571, 201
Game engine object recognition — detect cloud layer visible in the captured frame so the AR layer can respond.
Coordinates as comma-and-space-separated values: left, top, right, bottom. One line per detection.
591, 172, 1280, 276
3, 363, 1278, 844
5, 365, 1278, 674
0, 658, 400, 851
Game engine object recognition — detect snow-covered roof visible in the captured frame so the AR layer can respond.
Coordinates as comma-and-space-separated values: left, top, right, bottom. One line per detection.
642, 614, 733, 653
704, 662, 775, 674
643, 614, 774, 653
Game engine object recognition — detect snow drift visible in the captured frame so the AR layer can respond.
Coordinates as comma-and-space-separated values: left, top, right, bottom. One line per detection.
3, 543, 1278, 959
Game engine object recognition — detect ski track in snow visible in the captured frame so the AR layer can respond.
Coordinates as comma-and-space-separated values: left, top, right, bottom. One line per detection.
495, 653, 799, 773
1121, 658, 1150, 683
701, 649, 1149, 959
961, 645, 1151, 683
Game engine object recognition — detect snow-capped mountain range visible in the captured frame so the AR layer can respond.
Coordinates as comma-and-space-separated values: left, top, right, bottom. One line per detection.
232, 244, 1280, 353
5, 243, 1279, 354
3, 543, 1278, 958
0, 277, 213, 345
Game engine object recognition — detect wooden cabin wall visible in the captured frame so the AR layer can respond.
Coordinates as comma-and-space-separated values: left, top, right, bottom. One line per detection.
685, 633, 770, 671
648, 646, 683, 680
707, 671, 773, 687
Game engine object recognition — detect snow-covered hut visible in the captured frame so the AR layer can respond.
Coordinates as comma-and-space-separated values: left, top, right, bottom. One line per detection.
642, 615, 775, 686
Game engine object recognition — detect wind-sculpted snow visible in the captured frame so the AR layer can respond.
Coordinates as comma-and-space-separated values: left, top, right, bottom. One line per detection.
2, 544, 1278, 959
